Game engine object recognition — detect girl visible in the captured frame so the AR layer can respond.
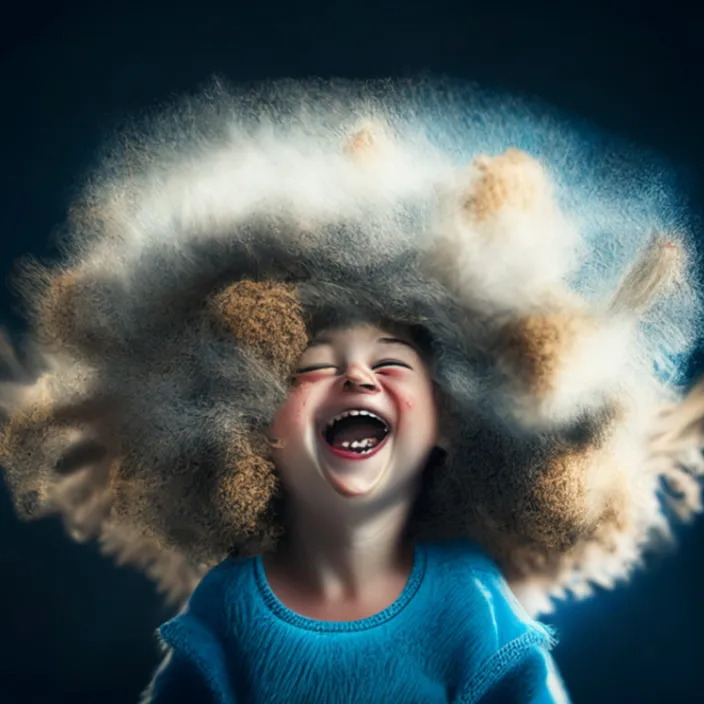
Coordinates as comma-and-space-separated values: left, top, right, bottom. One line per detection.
146, 321, 565, 701
1, 79, 702, 702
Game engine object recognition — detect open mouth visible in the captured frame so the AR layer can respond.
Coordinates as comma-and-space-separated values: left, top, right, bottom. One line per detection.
321, 409, 391, 457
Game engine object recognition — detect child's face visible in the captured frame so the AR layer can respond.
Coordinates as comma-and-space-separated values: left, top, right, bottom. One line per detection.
270, 324, 439, 505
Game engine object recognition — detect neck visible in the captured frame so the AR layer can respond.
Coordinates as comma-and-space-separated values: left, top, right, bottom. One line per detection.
268, 490, 417, 605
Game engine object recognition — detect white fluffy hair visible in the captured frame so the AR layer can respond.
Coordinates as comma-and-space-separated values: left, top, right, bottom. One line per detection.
75, 79, 699, 386
1, 78, 703, 616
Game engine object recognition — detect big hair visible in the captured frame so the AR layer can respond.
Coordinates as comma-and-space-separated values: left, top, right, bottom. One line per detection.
2, 78, 704, 614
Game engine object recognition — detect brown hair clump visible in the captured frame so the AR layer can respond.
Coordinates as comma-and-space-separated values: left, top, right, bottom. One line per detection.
494, 309, 597, 398
209, 280, 309, 381
464, 148, 549, 222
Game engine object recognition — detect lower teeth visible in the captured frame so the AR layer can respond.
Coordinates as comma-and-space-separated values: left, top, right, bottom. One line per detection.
342, 446, 376, 454
337, 440, 378, 453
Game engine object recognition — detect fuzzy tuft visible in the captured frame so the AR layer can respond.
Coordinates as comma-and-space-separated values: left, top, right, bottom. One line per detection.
608, 233, 687, 316
464, 148, 549, 222
343, 121, 393, 163
208, 280, 308, 380
490, 307, 634, 427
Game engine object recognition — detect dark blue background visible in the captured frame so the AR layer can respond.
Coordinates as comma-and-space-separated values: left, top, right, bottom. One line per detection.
1, 1, 703, 701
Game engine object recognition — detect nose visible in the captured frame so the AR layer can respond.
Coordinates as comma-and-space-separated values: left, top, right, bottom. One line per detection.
342, 365, 379, 393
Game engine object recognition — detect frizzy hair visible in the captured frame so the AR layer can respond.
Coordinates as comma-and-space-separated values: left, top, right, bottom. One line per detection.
1, 78, 703, 615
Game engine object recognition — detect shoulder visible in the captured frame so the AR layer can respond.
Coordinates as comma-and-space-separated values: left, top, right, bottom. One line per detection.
189, 555, 253, 608
161, 554, 255, 642
422, 539, 555, 651
421, 540, 562, 700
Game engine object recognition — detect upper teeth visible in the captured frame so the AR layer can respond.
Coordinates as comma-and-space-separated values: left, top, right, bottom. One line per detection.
325, 409, 388, 429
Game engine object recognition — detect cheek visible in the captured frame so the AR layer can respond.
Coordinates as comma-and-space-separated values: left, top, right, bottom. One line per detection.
387, 379, 438, 439
270, 386, 312, 439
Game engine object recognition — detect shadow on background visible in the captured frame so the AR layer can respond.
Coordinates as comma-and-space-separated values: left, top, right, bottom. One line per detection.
1, 1, 703, 701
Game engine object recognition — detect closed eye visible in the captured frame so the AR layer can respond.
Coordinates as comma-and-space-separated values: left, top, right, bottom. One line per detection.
294, 365, 338, 375
294, 360, 411, 375
373, 360, 413, 370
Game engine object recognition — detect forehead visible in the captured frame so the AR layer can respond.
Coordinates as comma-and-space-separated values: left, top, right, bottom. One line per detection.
306, 324, 416, 351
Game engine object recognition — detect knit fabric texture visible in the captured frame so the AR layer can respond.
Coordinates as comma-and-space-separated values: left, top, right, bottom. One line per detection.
148, 539, 569, 703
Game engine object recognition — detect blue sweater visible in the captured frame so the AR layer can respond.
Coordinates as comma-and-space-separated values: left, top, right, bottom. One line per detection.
147, 540, 570, 703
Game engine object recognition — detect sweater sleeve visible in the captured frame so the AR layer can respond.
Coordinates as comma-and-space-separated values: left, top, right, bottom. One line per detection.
145, 560, 241, 703
143, 649, 220, 704
471, 643, 571, 704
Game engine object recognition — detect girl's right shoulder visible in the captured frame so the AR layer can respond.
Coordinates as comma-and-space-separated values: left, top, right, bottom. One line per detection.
186, 554, 257, 621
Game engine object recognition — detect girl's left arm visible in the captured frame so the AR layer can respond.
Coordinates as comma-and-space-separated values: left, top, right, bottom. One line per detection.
474, 646, 571, 704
